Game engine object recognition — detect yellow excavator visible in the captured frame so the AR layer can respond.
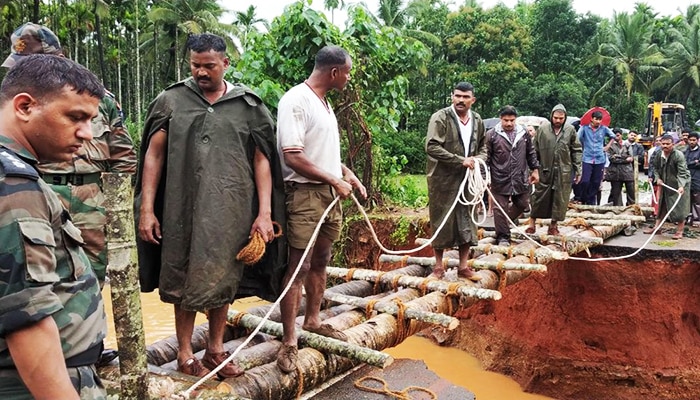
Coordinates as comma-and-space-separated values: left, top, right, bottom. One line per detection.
640, 102, 689, 148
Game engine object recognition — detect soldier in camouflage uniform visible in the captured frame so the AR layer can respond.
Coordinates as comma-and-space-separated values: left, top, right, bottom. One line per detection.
0, 55, 107, 399
2, 22, 137, 286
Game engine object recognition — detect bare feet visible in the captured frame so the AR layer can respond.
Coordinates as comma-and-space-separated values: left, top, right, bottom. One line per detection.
643, 227, 655, 234
672, 231, 683, 240
524, 226, 536, 234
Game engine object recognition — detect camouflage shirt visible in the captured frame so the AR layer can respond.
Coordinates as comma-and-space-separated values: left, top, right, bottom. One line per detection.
38, 94, 137, 175
0, 136, 107, 370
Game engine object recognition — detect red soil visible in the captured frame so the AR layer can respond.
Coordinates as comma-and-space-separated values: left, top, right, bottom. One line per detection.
453, 254, 700, 399
343, 214, 700, 399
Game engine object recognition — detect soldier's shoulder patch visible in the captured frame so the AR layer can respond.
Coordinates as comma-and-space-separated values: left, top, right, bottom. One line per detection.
0, 149, 39, 180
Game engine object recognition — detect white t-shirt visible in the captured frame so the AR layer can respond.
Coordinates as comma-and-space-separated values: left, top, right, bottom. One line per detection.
452, 106, 472, 157
277, 83, 343, 183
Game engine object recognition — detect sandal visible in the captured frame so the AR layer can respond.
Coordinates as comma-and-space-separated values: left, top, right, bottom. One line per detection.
202, 350, 244, 379
277, 343, 298, 374
457, 268, 482, 282
303, 323, 348, 341
643, 227, 654, 234
178, 357, 211, 378
672, 232, 683, 240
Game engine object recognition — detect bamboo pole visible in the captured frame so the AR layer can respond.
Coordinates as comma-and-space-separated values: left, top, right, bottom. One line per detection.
564, 211, 646, 221
568, 203, 653, 215
102, 172, 148, 399
324, 292, 459, 330
226, 287, 452, 400
326, 266, 502, 300
378, 254, 547, 272
518, 218, 633, 227
226, 310, 393, 369
472, 243, 569, 260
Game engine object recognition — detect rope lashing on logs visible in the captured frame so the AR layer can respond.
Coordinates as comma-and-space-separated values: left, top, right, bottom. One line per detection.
346, 268, 358, 283
235, 221, 283, 265
365, 299, 379, 320
477, 228, 485, 240
497, 259, 508, 292
353, 376, 437, 400
229, 311, 246, 328
373, 271, 387, 294
529, 248, 536, 264
419, 277, 435, 296
295, 365, 305, 400
626, 203, 643, 215
446, 283, 461, 316
400, 255, 409, 268
392, 275, 402, 291
483, 243, 492, 255
392, 299, 411, 347
564, 217, 590, 229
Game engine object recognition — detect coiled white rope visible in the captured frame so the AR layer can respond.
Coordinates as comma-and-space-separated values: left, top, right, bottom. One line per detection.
352, 158, 490, 255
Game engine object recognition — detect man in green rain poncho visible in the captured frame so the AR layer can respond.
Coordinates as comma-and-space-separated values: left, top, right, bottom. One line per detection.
644, 134, 691, 239
527, 104, 582, 236
425, 82, 486, 282
134, 33, 286, 379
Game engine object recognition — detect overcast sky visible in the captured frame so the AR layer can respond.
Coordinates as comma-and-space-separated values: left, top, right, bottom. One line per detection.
218, 0, 695, 26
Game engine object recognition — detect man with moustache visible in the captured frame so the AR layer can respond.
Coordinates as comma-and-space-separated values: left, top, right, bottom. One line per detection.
685, 132, 700, 225
606, 128, 636, 206
485, 105, 539, 246
527, 104, 582, 236
425, 82, 485, 281
0, 55, 108, 399
136, 33, 286, 378
644, 134, 690, 239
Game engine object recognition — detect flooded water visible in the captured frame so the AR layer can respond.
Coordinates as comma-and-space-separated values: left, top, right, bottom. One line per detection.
102, 288, 552, 400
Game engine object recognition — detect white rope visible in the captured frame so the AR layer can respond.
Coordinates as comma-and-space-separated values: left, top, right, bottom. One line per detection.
488, 181, 683, 262
177, 197, 341, 398
352, 158, 490, 255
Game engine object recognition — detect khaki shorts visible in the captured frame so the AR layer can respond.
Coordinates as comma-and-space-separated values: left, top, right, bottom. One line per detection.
285, 182, 342, 249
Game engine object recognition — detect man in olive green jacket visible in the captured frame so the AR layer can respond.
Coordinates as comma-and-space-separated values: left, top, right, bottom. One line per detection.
425, 82, 486, 282
527, 104, 582, 236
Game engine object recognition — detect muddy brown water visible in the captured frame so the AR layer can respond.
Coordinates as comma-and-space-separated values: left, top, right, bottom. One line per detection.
102, 288, 552, 399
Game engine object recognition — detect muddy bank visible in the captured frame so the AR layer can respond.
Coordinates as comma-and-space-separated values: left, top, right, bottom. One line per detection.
341, 214, 700, 400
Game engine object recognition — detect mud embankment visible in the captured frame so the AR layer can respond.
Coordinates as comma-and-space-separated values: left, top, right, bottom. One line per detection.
340, 214, 700, 400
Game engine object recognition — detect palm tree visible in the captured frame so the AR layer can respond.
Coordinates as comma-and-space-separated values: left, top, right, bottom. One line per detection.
587, 11, 666, 100
377, 0, 406, 27
653, 5, 700, 103
144, 0, 234, 83
231, 5, 269, 51
323, 0, 345, 24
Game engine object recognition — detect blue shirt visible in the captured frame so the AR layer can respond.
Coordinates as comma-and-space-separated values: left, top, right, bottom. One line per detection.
578, 124, 615, 164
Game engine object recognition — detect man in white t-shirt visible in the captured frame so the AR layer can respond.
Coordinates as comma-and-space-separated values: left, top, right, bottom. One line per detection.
275, 45, 367, 374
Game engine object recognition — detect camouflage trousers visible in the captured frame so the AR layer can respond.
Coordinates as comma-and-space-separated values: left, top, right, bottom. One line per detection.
0, 365, 106, 399
49, 182, 107, 285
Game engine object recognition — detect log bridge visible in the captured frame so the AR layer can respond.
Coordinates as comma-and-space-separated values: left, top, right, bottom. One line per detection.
98, 178, 652, 400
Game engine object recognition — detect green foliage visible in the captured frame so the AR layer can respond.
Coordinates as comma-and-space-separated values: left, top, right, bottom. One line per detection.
389, 215, 412, 244
508, 73, 588, 117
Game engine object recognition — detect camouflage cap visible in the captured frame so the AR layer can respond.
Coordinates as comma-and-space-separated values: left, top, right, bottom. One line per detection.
2, 22, 62, 68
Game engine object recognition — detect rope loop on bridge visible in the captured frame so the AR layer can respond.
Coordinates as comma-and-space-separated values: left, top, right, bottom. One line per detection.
529, 248, 536, 264
400, 255, 410, 268
483, 243, 492, 255
365, 299, 379, 320
392, 299, 411, 347
345, 267, 358, 283
373, 271, 387, 294
353, 376, 437, 400
229, 311, 246, 329
391, 275, 402, 292
419, 277, 435, 296
446, 282, 462, 316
